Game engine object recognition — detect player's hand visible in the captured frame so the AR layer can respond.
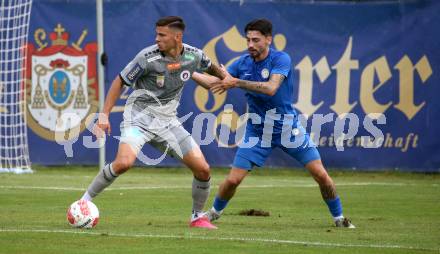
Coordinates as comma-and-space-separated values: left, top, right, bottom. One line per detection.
210, 65, 236, 94
93, 113, 111, 138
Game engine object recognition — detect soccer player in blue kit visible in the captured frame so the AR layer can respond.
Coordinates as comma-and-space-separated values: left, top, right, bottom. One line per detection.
194, 19, 355, 228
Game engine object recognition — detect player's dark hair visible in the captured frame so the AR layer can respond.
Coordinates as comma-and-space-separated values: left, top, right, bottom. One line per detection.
244, 19, 272, 36
156, 16, 185, 31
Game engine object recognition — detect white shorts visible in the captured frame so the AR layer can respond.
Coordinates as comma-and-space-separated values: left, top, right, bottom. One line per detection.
119, 107, 197, 160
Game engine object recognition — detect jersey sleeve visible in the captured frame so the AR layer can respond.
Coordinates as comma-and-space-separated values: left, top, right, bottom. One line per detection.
227, 58, 240, 78
271, 52, 291, 77
195, 49, 212, 72
119, 51, 147, 87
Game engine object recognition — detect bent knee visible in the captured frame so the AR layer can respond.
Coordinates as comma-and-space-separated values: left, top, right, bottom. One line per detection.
314, 171, 333, 185
226, 175, 244, 187
112, 157, 134, 174
194, 162, 211, 181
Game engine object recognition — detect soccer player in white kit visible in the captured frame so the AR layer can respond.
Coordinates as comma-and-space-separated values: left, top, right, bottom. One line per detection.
79, 16, 227, 229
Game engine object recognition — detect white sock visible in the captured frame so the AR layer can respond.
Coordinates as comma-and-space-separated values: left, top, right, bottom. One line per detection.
192, 177, 210, 213
211, 207, 222, 214
81, 191, 93, 201
333, 215, 344, 221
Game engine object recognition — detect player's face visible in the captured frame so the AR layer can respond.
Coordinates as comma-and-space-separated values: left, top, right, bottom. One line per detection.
246, 30, 272, 60
155, 26, 180, 52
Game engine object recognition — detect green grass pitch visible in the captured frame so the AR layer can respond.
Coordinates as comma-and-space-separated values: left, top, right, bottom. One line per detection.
0, 166, 439, 254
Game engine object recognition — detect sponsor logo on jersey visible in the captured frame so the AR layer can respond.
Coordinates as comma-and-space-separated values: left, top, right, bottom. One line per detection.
180, 70, 191, 81
261, 68, 270, 79
167, 62, 181, 72
147, 55, 162, 63
183, 53, 195, 61
25, 24, 99, 141
127, 63, 143, 82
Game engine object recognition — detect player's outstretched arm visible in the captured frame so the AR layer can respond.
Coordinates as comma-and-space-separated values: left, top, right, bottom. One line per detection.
94, 75, 124, 137
205, 63, 227, 80
211, 73, 285, 96
191, 72, 221, 90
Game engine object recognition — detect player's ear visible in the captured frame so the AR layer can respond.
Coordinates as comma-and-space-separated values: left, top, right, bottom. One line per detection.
267, 35, 273, 45
174, 30, 183, 42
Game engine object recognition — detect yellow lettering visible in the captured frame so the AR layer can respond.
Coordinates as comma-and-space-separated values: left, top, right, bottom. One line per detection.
214, 108, 242, 148
335, 136, 345, 147
203, 26, 247, 66
328, 134, 335, 147
383, 133, 393, 148
294, 56, 331, 116
319, 136, 327, 146
394, 55, 432, 120
197, 26, 248, 113
355, 136, 362, 146
395, 137, 403, 148
194, 87, 227, 113
412, 134, 419, 148
401, 133, 414, 152
273, 34, 287, 51
330, 37, 359, 116
360, 56, 392, 117
375, 137, 384, 147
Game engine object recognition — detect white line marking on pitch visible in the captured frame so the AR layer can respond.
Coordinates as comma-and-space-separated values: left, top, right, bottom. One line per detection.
0, 182, 435, 192
0, 228, 437, 252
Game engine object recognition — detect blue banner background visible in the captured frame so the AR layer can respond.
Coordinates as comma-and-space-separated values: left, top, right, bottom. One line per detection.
26, 0, 440, 171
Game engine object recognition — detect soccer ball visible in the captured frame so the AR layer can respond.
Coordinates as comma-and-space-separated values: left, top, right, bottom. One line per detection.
67, 200, 99, 228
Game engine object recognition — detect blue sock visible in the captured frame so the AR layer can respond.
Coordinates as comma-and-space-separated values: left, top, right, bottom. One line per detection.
213, 196, 229, 212
325, 196, 343, 218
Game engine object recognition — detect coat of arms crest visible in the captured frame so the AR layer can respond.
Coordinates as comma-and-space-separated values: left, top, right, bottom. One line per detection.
25, 24, 99, 140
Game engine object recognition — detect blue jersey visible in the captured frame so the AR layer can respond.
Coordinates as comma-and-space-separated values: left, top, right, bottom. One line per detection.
228, 48, 297, 133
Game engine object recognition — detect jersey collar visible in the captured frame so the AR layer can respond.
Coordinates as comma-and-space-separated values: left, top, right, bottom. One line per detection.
159, 45, 185, 61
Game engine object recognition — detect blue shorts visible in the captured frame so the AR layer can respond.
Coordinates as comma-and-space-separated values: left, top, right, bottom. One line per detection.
232, 124, 320, 170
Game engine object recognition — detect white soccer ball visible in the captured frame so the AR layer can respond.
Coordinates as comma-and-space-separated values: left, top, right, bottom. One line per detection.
67, 200, 99, 228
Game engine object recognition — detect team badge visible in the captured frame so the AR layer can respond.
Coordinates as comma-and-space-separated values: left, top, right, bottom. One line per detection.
180, 70, 191, 81
156, 74, 165, 87
25, 24, 99, 141
261, 68, 270, 79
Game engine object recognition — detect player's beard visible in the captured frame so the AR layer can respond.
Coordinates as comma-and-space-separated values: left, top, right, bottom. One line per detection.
248, 48, 260, 59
